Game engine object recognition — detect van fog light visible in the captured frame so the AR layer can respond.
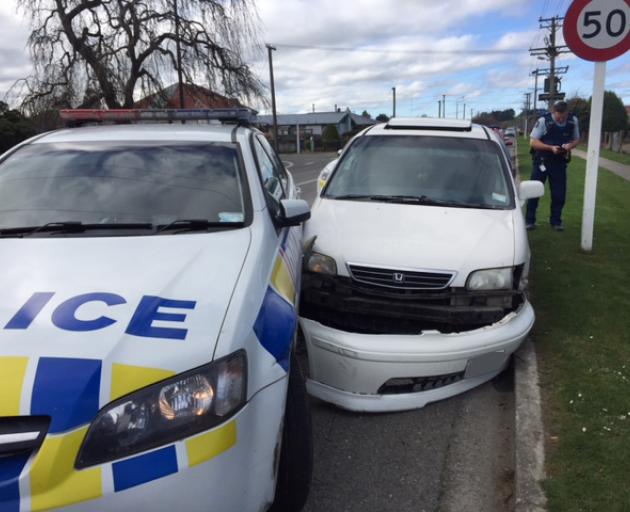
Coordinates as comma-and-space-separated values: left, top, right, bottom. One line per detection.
306, 252, 337, 275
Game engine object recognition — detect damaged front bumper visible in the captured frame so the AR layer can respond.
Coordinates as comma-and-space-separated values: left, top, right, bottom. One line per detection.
299, 273, 534, 412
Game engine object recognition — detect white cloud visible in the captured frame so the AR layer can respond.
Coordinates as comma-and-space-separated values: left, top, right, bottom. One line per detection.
1, 0, 628, 112
0, 2, 31, 101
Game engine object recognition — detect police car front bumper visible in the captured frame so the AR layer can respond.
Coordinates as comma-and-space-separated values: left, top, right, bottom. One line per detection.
30, 378, 286, 512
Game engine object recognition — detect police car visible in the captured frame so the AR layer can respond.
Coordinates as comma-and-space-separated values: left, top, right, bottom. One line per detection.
0, 109, 312, 511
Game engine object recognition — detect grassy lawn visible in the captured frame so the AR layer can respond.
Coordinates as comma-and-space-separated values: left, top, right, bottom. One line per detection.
516, 137, 630, 511
577, 144, 630, 167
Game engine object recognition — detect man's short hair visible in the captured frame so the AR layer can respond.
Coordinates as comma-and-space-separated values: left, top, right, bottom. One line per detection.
552, 101, 568, 113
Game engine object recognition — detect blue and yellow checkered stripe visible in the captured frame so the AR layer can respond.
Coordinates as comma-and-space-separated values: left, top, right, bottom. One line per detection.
254, 231, 302, 372
0, 356, 237, 511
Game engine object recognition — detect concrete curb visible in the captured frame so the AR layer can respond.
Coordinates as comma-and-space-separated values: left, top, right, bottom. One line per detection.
514, 340, 547, 512
513, 137, 547, 511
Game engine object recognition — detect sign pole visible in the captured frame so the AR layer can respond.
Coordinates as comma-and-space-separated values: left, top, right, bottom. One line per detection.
581, 61, 606, 252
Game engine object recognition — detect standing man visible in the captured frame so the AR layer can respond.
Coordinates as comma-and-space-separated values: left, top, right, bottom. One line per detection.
526, 101, 580, 231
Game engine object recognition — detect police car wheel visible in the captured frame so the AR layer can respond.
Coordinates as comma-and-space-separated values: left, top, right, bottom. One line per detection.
269, 351, 313, 512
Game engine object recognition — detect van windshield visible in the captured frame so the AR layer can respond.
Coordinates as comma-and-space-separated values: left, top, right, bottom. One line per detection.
324, 135, 514, 209
0, 141, 248, 233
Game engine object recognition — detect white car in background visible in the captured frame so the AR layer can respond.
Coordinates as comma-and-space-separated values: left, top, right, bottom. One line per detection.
300, 118, 544, 412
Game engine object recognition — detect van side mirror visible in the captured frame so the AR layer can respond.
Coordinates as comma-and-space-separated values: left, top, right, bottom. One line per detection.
519, 181, 544, 201
277, 199, 310, 227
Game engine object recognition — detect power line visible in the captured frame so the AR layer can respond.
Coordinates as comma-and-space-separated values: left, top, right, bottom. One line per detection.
271, 42, 528, 55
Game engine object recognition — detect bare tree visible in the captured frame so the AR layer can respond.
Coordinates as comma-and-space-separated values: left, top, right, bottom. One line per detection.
15, 0, 264, 110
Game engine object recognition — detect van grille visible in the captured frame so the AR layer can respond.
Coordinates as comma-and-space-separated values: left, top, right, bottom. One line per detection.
348, 264, 454, 290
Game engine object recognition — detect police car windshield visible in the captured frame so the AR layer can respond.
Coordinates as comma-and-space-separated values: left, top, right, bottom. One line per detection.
325, 136, 514, 209
0, 141, 248, 233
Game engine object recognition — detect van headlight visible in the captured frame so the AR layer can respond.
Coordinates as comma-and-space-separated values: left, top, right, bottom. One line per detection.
466, 268, 513, 290
306, 252, 337, 275
76, 351, 246, 469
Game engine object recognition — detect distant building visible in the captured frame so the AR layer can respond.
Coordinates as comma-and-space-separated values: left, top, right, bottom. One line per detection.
134, 83, 246, 110
257, 109, 376, 152
257, 109, 375, 138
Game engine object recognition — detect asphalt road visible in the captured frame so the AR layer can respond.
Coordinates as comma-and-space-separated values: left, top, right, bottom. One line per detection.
283, 151, 517, 512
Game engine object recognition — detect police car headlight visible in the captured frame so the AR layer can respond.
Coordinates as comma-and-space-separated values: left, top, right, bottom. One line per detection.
466, 268, 513, 291
76, 350, 247, 469
306, 252, 337, 275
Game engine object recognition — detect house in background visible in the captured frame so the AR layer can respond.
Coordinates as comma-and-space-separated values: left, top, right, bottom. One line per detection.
134, 83, 246, 110
257, 109, 376, 152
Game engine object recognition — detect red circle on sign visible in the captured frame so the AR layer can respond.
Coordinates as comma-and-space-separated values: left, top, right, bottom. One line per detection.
564, 0, 630, 61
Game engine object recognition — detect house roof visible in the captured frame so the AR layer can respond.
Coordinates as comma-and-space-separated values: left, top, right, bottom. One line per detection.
133, 83, 245, 110
257, 110, 375, 127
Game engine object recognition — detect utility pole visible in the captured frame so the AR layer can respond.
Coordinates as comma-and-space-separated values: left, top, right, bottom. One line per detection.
532, 69, 539, 113
173, 0, 185, 109
470, 108, 474, 120
530, 17, 571, 110
392, 87, 396, 118
524, 92, 531, 135
266, 44, 279, 152
438, 100, 441, 118
442, 94, 446, 118
455, 97, 466, 119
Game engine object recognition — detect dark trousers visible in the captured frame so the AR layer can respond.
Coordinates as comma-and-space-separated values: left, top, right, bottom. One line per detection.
525, 159, 567, 226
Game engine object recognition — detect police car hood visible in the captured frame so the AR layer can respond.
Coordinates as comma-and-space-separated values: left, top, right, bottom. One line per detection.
308, 199, 515, 284
0, 229, 251, 375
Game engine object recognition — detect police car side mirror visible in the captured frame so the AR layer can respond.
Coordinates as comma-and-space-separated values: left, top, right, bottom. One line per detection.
519, 181, 545, 202
277, 199, 310, 227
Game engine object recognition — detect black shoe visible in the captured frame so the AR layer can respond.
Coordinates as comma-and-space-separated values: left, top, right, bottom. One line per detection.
551, 223, 564, 231
526, 223, 536, 231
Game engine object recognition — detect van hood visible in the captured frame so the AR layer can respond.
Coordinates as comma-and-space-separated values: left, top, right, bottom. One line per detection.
0, 229, 251, 376
307, 199, 515, 285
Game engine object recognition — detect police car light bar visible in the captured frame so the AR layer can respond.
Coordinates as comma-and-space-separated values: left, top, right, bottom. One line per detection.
59, 108, 258, 124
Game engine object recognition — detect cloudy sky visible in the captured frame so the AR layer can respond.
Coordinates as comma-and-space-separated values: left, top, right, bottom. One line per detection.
1, 0, 629, 118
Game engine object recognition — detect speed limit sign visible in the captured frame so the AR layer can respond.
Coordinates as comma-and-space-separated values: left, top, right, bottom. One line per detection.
563, 0, 630, 61
563, 1, 630, 251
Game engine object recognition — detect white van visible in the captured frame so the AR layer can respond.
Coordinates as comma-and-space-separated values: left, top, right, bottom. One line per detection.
300, 118, 544, 412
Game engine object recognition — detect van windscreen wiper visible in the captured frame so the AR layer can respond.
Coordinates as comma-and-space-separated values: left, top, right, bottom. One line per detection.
329, 194, 451, 205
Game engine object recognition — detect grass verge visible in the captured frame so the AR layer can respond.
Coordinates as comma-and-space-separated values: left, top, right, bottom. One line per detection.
577, 144, 630, 167
517, 137, 630, 511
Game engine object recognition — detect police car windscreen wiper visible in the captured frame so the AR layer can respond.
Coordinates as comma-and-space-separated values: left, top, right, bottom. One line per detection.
156, 219, 244, 234
0, 222, 155, 237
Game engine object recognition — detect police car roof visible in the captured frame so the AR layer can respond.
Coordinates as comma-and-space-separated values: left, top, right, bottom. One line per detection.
33, 123, 244, 145
366, 118, 491, 141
